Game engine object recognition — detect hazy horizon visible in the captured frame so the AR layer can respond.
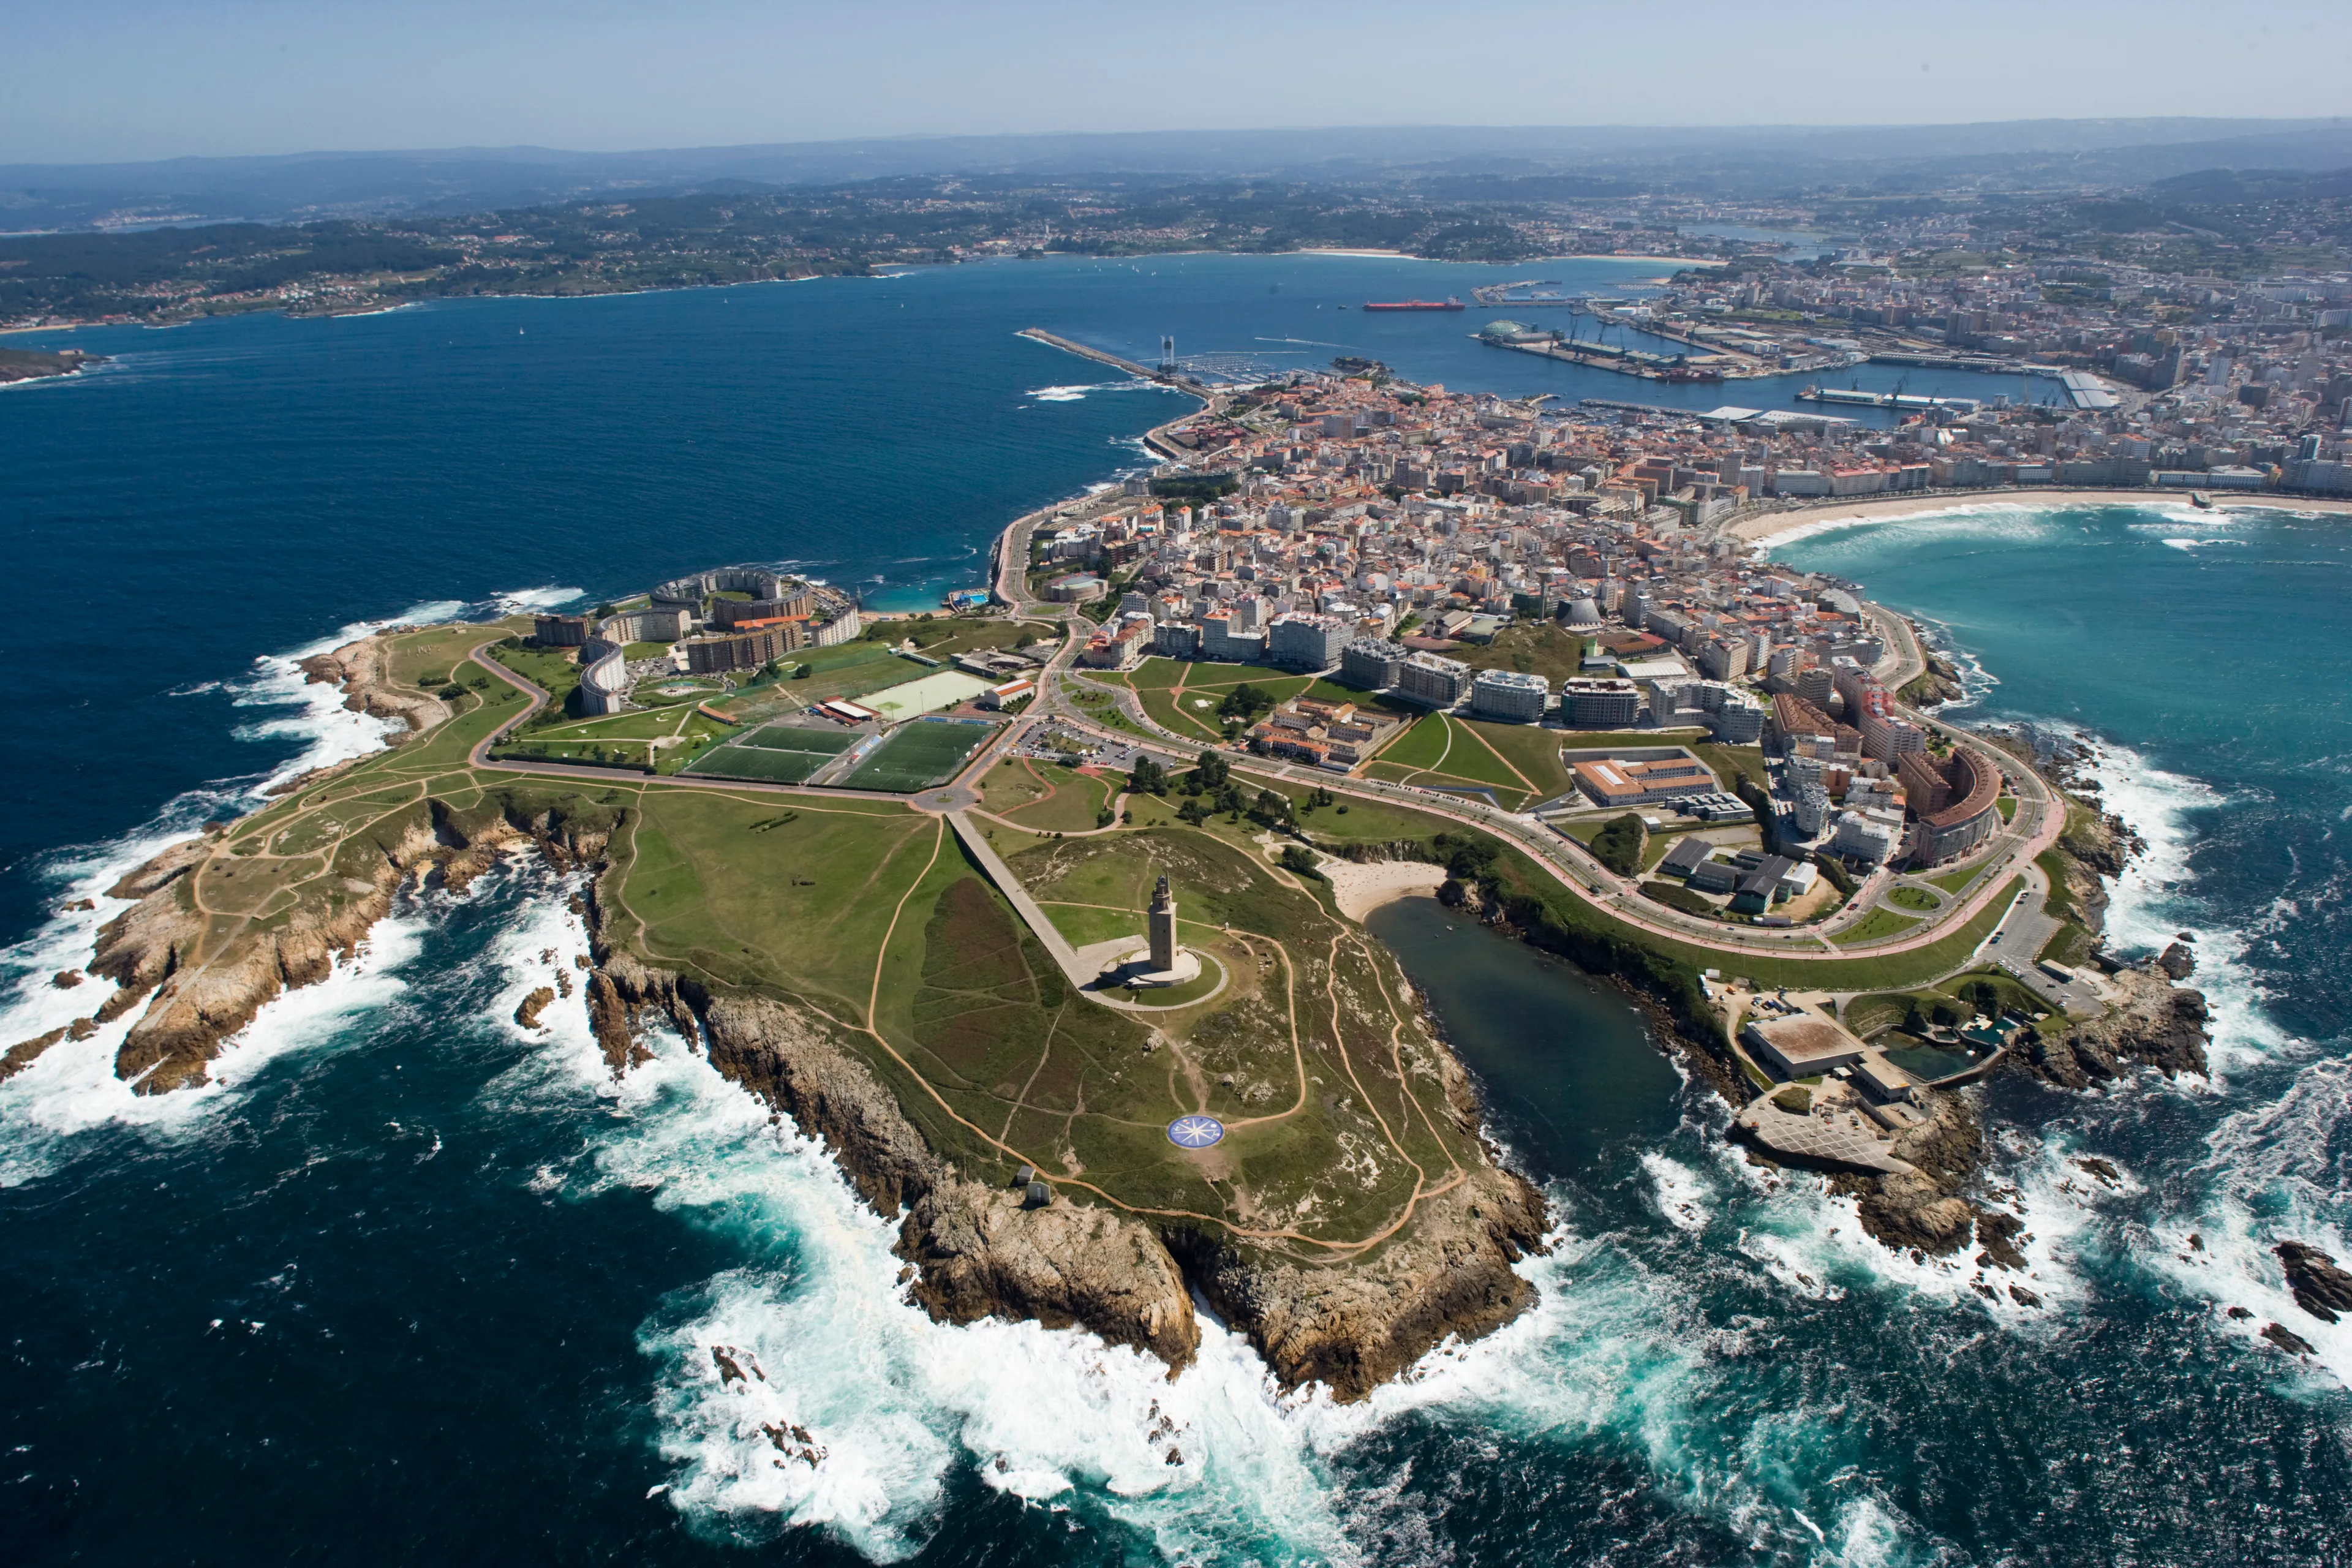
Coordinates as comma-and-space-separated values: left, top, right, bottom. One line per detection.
6, 0, 2347, 165
6, 116, 2350, 175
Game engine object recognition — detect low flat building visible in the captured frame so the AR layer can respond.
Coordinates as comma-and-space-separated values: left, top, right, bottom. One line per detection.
1730, 853, 1797, 913
1572, 755, 1716, 808
978, 677, 1035, 710
1657, 836, 1713, 877
1744, 1013, 1869, 1079
1852, 1053, 1918, 1104
1679, 791, 1754, 823
1689, 857, 1741, 894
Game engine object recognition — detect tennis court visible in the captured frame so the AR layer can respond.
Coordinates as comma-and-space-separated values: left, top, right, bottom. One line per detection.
840, 717, 999, 791
684, 725, 856, 784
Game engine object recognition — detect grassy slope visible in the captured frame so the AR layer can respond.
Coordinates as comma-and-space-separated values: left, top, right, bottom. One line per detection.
981, 760, 1118, 833
1000, 829, 1474, 1235
1450, 621, 1602, 685
206, 625, 2030, 1255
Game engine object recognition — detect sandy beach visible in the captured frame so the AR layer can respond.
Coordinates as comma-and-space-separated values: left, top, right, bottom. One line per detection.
1730, 487, 2352, 549
1320, 857, 1448, 922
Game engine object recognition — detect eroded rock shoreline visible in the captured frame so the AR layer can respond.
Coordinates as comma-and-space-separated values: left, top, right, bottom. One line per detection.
590, 925, 1550, 1400
1426, 736, 2221, 1283
8, 631, 1550, 1402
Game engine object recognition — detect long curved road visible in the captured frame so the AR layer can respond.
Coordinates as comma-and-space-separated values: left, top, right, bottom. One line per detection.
449, 373, 2058, 980
984, 580, 2060, 969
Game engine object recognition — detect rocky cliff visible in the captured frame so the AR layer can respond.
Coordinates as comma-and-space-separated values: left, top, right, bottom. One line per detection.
12, 616, 1550, 1400
2016, 964, 2211, 1088
591, 919, 1548, 1401
298, 635, 453, 736
3, 633, 597, 1090
1172, 1168, 1546, 1400
65, 794, 617, 1094
596, 952, 1202, 1370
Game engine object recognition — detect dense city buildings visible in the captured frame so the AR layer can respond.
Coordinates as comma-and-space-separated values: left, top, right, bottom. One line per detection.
532, 570, 862, 710
1030, 349, 2064, 868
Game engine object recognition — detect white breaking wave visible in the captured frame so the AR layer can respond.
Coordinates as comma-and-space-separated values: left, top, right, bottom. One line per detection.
488, 585, 586, 614
0, 912, 424, 1188
469, 924, 1947, 1567
2170, 1054, 2352, 1393
1709, 1131, 2087, 1324
1910, 615, 2001, 714
2137, 1101, 2352, 1389
0, 583, 590, 1164
489, 1010, 1361, 1564
2081, 735, 2294, 1078
1026, 382, 1167, 403
1752, 496, 2224, 561
1642, 1150, 1713, 1233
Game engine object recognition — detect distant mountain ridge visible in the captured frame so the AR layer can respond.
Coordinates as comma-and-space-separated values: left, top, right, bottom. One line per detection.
6, 118, 2352, 232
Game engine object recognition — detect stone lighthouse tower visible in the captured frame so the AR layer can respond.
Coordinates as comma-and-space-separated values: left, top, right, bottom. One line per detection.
1147, 875, 1178, 974
1110, 872, 1200, 990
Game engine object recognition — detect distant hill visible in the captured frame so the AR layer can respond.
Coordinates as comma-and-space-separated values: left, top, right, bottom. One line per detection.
7, 118, 2352, 232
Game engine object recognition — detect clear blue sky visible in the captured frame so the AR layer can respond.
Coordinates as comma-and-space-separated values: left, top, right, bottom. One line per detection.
6, 0, 2348, 164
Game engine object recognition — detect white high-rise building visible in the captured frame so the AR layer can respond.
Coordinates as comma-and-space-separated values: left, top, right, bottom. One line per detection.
1471, 668, 1550, 722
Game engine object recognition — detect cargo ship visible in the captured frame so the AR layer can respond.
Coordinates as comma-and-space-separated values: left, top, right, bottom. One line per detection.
1362, 297, 1464, 312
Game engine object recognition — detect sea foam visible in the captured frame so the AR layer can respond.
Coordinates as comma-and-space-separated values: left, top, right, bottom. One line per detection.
0, 911, 423, 1188
0, 584, 592, 1174
463, 888, 1941, 1566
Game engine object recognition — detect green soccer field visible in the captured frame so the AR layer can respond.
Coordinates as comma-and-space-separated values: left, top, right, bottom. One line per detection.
683, 742, 839, 784
840, 718, 997, 791
738, 725, 857, 755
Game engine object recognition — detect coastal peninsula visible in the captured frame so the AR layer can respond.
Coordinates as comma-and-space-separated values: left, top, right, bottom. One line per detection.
0, 346, 102, 385
21, 344, 2320, 1398
17, 593, 1548, 1401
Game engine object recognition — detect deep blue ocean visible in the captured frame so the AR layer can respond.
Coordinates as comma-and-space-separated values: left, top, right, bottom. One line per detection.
4, 257, 2346, 1566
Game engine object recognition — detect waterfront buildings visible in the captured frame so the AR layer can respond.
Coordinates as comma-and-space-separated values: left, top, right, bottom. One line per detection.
1901, 747, 2004, 864
530, 567, 859, 698
1744, 1014, 1869, 1080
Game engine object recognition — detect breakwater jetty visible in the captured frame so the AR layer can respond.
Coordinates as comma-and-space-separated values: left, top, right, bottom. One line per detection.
1016, 328, 1215, 399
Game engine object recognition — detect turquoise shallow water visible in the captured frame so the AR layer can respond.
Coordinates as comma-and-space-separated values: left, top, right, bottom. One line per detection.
2, 270, 2348, 1566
